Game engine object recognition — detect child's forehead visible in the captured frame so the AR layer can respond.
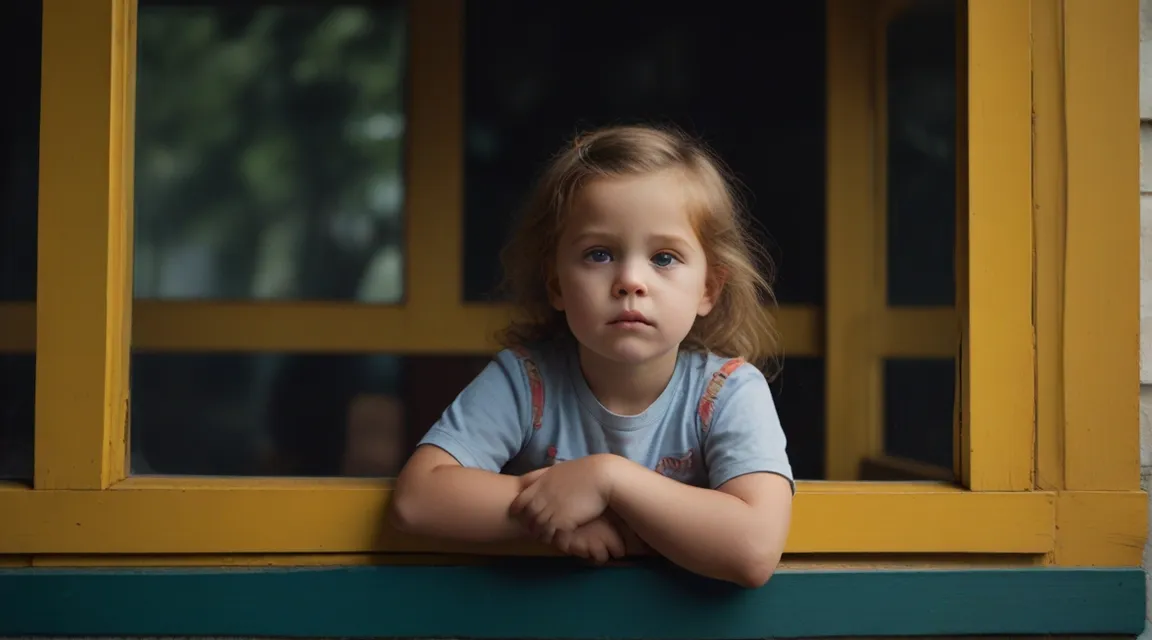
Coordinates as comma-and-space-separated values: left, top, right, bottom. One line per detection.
562, 172, 711, 235
572, 173, 692, 216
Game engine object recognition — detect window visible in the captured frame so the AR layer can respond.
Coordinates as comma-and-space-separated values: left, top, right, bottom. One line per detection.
831, 0, 959, 482
129, 0, 413, 477
0, 0, 41, 481
0, 0, 1140, 581
462, 0, 829, 478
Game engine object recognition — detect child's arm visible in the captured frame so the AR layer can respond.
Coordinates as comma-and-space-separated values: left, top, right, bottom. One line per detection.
606, 364, 793, 587
389, 444, 543, 542
510, 362, 793, 586
511, 453, 787, 586
603, 459, 791, 588
388, 351, 542, 543
391, 445, 647, 556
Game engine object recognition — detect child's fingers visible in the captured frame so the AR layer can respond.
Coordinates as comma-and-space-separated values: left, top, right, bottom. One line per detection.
589, 540, 610, 565
518, 467, 549, 489
606, 532, 626, 559
536, 512, 558, 544
508, 483, 537, 515
553, 529, 576, 555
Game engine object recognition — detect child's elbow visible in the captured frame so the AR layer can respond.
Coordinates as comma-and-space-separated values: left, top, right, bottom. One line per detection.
732, 542, 783, 589
734, 559, 778, 589
386, 485, 424, 535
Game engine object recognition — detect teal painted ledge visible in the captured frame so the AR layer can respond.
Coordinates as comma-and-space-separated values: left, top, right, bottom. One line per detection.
0, 563, 1143, 638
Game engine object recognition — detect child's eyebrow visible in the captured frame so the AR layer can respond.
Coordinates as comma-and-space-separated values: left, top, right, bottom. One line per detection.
648, 233, 695, 250
569, 231, 695, 250
569, 230, 615, 245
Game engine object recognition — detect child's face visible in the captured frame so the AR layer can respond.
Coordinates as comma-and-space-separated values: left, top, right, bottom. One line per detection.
550, 170, 718, 367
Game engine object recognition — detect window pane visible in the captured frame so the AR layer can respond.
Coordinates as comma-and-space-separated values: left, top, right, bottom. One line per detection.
883, 357, 954, 469
133, 1, 407, 302
0, 1, 40, 482
130, 352, 824, 479
0, 0, 40, 302
771, 357, 824, 480
0, 354, 34, 481
462, 0, 825, 305
885, 1, 957, 306
130, 352, 488, 476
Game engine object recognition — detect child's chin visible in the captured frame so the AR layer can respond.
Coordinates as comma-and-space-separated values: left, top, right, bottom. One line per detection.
591, 340, 675, 367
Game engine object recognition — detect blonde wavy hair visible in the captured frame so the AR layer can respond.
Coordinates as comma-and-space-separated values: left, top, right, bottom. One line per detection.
497, 124, 780, 373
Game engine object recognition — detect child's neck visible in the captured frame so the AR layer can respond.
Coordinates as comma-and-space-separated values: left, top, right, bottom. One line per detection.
577, 345, 679, 416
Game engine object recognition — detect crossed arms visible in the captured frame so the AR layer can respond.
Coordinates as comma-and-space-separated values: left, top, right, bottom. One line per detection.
388, 444, 792, 588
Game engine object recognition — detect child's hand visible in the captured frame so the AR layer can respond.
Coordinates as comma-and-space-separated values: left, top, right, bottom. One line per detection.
509, 454, 618, 542
552, 516, 626, 565
604, 510, 652, 556
518, 467, 549, 490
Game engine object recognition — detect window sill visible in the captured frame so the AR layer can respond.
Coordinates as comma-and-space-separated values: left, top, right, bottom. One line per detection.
0, 477, 1056, 554
0, 563, 1142, 637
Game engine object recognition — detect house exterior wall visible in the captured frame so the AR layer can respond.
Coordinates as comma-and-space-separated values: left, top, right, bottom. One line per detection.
1137, 0, 1152, 635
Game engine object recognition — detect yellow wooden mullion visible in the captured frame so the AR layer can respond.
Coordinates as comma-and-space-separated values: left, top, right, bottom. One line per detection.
1060, 0, 1140, 491
33, 0, 136, 490
1, 300, 959, 359
124, 302, 829, 355
952, 0, 968, 485
868, 0, 894, 476
879, 307, 956, 357
1030, 0, 1066, 492
825, 0, 883, 480
960, 0, 1034, 491
404, 0, 463, 326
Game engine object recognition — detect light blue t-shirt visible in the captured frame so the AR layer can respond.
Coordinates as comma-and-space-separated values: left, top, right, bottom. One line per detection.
418, 342, 794, 492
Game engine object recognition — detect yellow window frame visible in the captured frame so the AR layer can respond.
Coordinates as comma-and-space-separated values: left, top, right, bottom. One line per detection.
0, 0, 1143, 568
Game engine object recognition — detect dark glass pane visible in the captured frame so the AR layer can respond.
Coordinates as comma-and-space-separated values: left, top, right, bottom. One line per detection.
133, 1, 407, 302
0, 1, 39, 482
886, 1, 957, 306
0, 354, 34, 481
0, 0, 40, 302
883, 357, 954, 469
462, 0, 825, 305
130, 352, 823, 479
129, 352, 491, 476
770, 357, 824, 480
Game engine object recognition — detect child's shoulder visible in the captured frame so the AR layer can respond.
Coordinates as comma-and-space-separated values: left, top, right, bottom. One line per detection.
492, 341, 572, 386
678, 350, 768, 430
496, 341, 567, 366
678, 349, 765, 386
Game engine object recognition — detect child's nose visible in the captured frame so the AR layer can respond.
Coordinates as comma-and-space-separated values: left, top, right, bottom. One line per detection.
613, 268, 648, 297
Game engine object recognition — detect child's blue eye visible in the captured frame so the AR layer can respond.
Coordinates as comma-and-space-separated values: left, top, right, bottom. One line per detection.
652, 252, 678, 267
585, 249, 611, 263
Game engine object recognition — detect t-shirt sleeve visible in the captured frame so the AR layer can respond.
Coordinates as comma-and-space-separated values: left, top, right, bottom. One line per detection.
702, 363, 796, 494
416, 349, 533, 473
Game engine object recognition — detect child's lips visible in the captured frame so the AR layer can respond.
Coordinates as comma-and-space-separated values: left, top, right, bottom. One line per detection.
610, 310, 653, 326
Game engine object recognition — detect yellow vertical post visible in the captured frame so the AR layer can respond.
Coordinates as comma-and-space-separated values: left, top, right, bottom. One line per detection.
1060, 0, 1140, 491
825, 0, 883, 480
961, 0, 1034, 491
406, 0, 464, 331
1030, 0, 1067, 492
34, 0, 136, 490
953, 0, 968, 481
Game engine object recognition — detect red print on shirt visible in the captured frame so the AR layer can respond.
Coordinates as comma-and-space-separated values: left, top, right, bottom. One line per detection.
697, 358, 746, 433
511, 346, 545, 431
655, 449, 695, 478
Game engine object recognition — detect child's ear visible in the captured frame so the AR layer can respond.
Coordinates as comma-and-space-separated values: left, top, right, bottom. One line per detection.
547, 276, 565, 311
698, 267, 727, 317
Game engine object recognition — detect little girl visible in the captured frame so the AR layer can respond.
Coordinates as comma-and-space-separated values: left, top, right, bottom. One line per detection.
390, 124, 794, 588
